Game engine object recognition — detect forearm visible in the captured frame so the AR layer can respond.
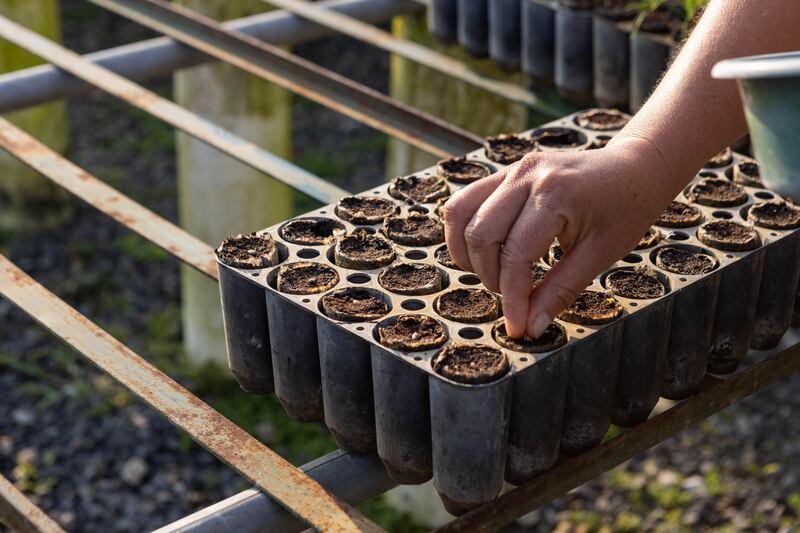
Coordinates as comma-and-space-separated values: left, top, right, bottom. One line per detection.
614, 0, 800, 194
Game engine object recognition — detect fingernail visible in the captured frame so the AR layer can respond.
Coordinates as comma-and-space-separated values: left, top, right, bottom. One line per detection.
530, 313, 551, 339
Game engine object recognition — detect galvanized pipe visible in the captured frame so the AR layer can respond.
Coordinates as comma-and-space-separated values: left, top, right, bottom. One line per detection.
0, 0, 421, 114
155, 450, 396, 533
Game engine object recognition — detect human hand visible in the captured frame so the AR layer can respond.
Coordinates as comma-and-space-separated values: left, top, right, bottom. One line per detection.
442, 136, 682, 339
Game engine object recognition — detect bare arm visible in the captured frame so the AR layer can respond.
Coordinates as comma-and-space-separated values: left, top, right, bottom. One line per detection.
443, 0, 800, 339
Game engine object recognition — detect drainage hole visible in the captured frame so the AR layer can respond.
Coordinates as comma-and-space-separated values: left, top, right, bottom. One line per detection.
405, 250, 427, 260
347, 273, 370, 284
302, 298, 311, 304
712, 210, 733, 219
679, 277, 687, 282
623, 254, 642, 264
755, 191, 775, 200
519, 357, 528, 363
297, 248, 320, 259
401, 299, 425, 311
250, 272, 260, 277
669, 231, 689, 241
630, 302, 638, 307
458, 274, 481, 285
356, 326, 365, 331
413, 356, 423, 361
459, 327, 483, 340
576, 328, 585, 334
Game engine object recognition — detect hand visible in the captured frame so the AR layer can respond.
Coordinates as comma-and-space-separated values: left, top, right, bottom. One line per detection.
442, 136, 681, 339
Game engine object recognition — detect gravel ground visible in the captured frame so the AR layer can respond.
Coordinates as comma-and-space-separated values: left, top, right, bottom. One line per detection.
0, 3, 798, 533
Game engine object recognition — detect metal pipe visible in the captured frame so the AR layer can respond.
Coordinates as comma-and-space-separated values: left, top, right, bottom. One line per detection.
261, 0, 571, 117
0, 0, 422, 114
0, 255, 382, 533
0, 14, 347, 205
0, 474, 65, 533
155, 450, 397, 533
89, 0, 483, 158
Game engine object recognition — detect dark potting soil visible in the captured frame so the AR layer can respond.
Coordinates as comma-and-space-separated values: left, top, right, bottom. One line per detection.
492, 321, 567, 353
216, 233, 278, 269
435, 246, 462, 270
431, 343, 510, 384
532, 127, 584, 150
733, 160, 762, 187
587, 137, 612, 150
697, 220, 761, 252
748, 200, 800, 230
657, 201, 704, 228
384, 214, 445, 246
435, 288, 499, 323
280, 218, 344, 246
484, 134, 536, 164
532, 264, 549, 288
434, 196, 451, 218
379, 263, 442, 295
705, 147, 734, 169
377, 314, 447, 351
655, 246, 718, 275
637, 227, 662, 250
321, 287, 389, 322
437, 157, 493, 184
388, 174, 450, 203
335, 196, 398, 225
687, 178, 748, 208
606, 269, 667, 299
559, 290, 623, 325
574, 109, 629, 131
548, 243, 563, 264
335, 231, 395, 269
277, 262, 339, 295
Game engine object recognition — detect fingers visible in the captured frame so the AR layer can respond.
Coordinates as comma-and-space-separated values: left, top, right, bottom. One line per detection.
464, 178, 530, 292
526, 240, 606, 338
442, 170, 507, 272
499, 199, 564, 338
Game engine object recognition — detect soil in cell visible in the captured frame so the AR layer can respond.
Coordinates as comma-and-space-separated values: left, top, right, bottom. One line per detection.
484, 134, 536, 164
435, 245, 463, 270
559, 290, 623, 325
384, 214, 445, 246
377, 314, 447, 352
379, 263, 443, 295
492, 321, 567, 353
657, 201, 704, 228
334, 230, 395, 269
388, 174, 449, 203
704, 147, 733, 169
532, 264, 549, 288
432, 343, 510, 384
532, 127, 584, 150
732, 159, 763, 187
280, 218, 344, 245
217, 232, 279, 269
321, 287, 389, 322
276, 262, 339, 295
655, 246, 718, 275
697, 220, 761, 252
335, 196, 398, 225
437, 157, 493, 184
637, 227, 662, 250
605, 268, 667, 299
687, 178, 748, 207
435, 288, 500, 323
748, 200, 800, 230
574, 108, 629, 131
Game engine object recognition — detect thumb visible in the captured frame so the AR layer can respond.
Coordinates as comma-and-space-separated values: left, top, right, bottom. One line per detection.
526, 241, 605, 338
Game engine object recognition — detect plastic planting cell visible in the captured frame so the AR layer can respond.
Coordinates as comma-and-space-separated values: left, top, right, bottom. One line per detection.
216, 109, 800, 515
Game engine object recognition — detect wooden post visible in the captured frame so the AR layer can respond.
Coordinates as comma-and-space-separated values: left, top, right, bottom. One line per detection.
0, 0, 69, 231
387, 12, 531, 177
175, 0, 294, 366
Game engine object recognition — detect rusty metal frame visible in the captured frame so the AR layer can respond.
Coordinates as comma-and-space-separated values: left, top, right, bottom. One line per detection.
261, 0, 572, 117
0, 474, 66, 533
0, 14, 346, 206
88, 0, 484, 159
0, 255, 383, 533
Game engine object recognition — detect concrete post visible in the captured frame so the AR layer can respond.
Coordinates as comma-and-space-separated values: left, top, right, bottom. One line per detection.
0, 0, 69, 231
175, 0, 293, 366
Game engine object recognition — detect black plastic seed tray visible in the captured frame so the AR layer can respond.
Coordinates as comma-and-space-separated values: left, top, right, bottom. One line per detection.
216, 109, 800, 514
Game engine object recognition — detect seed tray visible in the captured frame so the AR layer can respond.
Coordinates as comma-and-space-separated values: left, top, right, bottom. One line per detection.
216, 109, 800, 514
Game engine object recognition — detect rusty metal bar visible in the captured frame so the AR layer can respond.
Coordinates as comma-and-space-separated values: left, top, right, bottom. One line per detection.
261, 0, 571, 117
0, 255, 383, 533
437, 337, 800, 532
0, 474, 65, 533
0, 0, 422, 114
88, 0, 484, 158
0, 118, 219, 280
0, 14, 346, 206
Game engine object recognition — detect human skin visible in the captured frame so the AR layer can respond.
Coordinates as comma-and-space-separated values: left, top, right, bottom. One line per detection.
443, 0, 800, 339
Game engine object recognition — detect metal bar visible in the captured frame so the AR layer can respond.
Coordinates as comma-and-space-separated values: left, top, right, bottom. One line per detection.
0, 474, 65, 533
0, 0, 422, 114
89, 0, 484, 158
0, 15, 346, 205
261, 0, 570, 117
0, 118, 218, 280
156, 450, 397, 533
0, 256, 383, 533
437, 337, 800, 532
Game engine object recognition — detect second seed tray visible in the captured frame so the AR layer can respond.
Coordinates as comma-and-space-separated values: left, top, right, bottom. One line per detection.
217, 109, 800, 514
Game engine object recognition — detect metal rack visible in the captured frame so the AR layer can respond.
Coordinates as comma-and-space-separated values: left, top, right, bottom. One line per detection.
0, 1, 797, 532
